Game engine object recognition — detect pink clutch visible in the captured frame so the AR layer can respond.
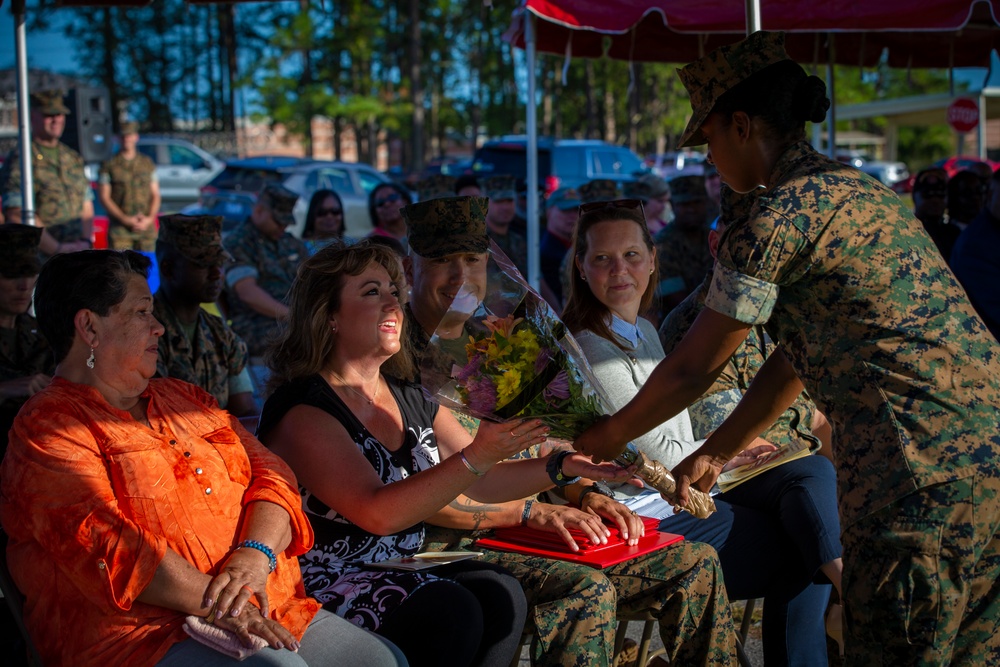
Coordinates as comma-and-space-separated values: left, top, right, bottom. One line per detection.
183, 615, 269, 661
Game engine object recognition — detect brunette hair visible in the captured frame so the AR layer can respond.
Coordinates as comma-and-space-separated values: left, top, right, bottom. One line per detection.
265, 240, 416, 394
712, 60, 830, 145
35, 250, 151, 363
303, 189, 345, 240
561, 206, 658, 350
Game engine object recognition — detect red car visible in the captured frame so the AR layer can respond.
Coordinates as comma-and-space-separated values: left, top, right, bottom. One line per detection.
893, 155, 1000, 194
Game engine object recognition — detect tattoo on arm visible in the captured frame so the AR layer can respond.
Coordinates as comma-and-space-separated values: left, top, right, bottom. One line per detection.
448, 497, 505, 532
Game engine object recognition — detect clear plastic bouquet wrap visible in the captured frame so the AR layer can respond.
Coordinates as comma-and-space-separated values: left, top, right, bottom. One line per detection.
418, 242, 715, 519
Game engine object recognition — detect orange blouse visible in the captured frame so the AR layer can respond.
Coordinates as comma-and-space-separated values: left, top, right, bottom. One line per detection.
0, 377, 319, 667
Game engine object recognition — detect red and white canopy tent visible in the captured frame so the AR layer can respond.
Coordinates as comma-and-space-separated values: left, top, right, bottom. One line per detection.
504, 0, 1000, 287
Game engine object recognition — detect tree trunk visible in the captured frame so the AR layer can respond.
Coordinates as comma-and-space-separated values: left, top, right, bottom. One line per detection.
408, 0, 424, 171
585, 61, 597, 139
218, 3, 237, 133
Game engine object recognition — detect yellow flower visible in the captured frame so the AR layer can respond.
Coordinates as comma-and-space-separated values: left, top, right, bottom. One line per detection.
495, 368, 522, 407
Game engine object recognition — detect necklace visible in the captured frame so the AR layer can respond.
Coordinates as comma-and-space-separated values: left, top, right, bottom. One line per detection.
328, 369, 381, 405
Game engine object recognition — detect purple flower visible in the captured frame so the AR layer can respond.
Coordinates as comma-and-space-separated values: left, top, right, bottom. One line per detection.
453, 356, 484, 383
534, 348, 554, 374
467, 376, 499, 414
543, 370, 570, 406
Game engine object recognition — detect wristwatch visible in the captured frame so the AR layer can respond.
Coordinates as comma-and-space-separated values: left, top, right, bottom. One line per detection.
577, 481, 615, 506
546, 451, 581, 487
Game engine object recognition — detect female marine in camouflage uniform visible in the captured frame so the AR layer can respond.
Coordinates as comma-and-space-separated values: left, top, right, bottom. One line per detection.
575, 31, 1000, 665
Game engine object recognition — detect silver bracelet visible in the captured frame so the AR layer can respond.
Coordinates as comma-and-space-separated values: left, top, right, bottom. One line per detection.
459, 449, 485, 477
520, 499, 535, 526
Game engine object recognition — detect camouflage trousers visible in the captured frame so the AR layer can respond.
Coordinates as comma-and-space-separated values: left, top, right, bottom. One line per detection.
423, 526, 736, 667
841, 468, 1000, 666
108, 220, 157, 251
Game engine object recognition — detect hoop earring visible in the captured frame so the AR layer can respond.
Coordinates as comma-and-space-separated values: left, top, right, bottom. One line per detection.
86, 348, 96, 369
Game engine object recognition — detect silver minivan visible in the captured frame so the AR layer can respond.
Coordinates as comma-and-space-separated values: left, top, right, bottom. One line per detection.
136, 136, 225, 211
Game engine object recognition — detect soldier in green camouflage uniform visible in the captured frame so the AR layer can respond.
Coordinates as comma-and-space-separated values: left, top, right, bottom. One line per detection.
98, 121, 160, 251
154, 214, 256, 417
658, 186, 828, 453
482, 175, 530, 275
0, 90, 93, 256
653, 174, 714, 319
403, 196, 736, 667
0, 226, 54, 453
224, 183, 308, 405
575, 30, 1000, 665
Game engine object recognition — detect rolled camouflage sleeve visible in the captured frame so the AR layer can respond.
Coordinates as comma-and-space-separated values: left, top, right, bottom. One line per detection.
707, 205, 814, 325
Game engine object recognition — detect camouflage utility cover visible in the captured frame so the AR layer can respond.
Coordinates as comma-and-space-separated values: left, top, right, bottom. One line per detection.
403, 196, 489, 259
158, 214, 233, 266
30, 89, 70, 116
0, 225, 42, 278
677, 31, 790, 148
706, 140, 1000, 526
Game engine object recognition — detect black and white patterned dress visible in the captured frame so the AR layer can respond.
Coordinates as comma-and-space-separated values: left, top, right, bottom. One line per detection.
258, 373, 444, 631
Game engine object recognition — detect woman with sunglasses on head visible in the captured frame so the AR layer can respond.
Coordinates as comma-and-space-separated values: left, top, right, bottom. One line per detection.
303, 189, 350, 255
564, 198, 842, 666
573, 31, 1000, 664
367, 183, 413, 251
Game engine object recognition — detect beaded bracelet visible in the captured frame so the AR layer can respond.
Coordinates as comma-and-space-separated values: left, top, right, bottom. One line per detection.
459, 449, 486, 477
520, 499, 535, 526
236, 539, 277, 573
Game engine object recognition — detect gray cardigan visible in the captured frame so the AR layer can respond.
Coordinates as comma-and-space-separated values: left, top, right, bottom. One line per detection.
576, 319, 705, 502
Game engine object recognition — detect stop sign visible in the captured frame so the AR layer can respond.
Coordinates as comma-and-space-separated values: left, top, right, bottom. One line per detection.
947, 97, 980, 133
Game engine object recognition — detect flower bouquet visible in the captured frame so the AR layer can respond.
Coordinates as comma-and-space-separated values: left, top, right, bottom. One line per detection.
418, 242, 715, 519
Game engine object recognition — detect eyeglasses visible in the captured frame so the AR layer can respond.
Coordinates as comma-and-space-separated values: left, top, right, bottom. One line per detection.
317, 207, 343, 216
375, 193, 403, 207
578, 198, 646, 220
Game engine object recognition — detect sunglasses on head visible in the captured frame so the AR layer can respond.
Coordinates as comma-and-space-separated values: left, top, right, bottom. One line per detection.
317, 207, 343, 216
375, 193, 403, 207
578, 198, 646, 220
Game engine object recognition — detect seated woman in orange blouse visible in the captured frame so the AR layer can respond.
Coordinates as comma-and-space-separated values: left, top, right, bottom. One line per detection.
0, 250, 406, 667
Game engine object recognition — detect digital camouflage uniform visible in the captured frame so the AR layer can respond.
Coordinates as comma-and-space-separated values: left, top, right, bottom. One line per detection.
403, 197, 736, 667
708, 139, 1000, 665
0, 141, 90, 244
659, 274, 820, 449
153, 298, 248, 409
223, 199, 307, 357
653, 175, 714, 313
0, 226, 53, 453
98, 146, 158, 251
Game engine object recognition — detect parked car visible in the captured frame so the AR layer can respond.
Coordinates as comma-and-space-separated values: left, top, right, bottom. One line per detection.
134, 136, 226, 211
472, 137, 647, 196
892, 155, 1000, 194
857, 160, 910, 189
199, 156, 393, 238
644, 151, 707, 179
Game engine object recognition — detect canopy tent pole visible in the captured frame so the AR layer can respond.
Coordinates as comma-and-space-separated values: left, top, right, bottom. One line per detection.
525, 10, 540, 289
745, 0, 760, 34
12, 0, 36, 225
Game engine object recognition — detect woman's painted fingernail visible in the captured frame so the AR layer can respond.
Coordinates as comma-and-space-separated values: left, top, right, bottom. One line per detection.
203, 597, 213, 608
275, 642, 284, 650
216, 609, 224, 619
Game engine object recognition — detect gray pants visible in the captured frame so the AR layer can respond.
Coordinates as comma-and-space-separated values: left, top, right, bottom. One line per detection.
156, 609, 408, 667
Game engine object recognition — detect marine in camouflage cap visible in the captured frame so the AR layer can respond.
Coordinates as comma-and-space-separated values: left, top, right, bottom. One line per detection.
157, 214, 233, 266
578, 179, 619, 204
547, 186, 581, 211
0, 225, 43, 278
415, 174, 457, 201
677, 31, 790, 148
482, 175, 517, 201
30, 89, 70, 116
257, 183, 298, 227
402, 195, 489, 258
623, 179, 654, 202
669, 174, 708, 203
